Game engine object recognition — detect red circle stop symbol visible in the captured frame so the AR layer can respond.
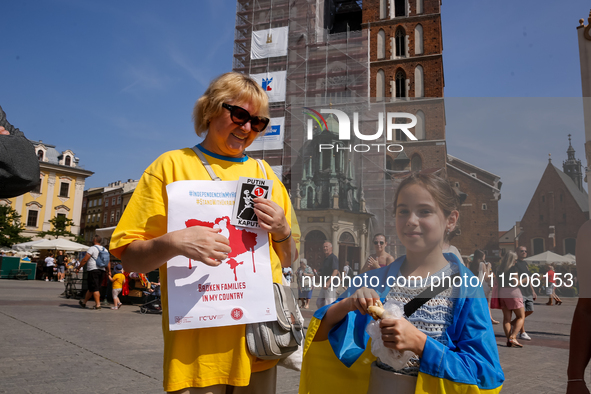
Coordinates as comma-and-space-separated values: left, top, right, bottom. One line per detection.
253, 186, 265, 197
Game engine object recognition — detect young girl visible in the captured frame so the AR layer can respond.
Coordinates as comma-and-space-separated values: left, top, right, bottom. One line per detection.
299, 173, 504, 394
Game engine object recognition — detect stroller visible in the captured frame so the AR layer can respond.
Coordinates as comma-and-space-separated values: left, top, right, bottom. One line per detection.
139, 282, 162, 314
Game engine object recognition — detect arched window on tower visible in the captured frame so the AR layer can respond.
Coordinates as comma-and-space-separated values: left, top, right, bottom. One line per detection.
564, 238, 576, 255
411, 155, 422, 171
65, 156, 71, 166
415, 110, 425, 139
395, 28, 406, 58
376, 69, 385, 100
414, 24, 423, 55
414, 65, 424, 97
416, 0, 423, 14
37, 150, 44, 161
395, 0, 406, 17
395, 70, 406, 98
377, 29, 386, 59
380, 0, 387, 19
307, 187, 314, 208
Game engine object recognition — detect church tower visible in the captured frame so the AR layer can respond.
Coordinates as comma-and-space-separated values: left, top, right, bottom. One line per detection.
563, 134, 584, 192
364, 0, 444, 99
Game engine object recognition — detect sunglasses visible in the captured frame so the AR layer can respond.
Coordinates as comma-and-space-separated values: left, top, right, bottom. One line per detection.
222, 103, 270, 133
373, 241, 385, 245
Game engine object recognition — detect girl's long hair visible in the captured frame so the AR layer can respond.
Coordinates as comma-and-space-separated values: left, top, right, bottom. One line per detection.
497, 251, 518, 275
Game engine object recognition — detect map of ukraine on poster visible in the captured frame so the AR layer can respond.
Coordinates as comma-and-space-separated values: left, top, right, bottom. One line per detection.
250, 71, 286, 103
166, 180, 276, 331
251, 27, 288, 59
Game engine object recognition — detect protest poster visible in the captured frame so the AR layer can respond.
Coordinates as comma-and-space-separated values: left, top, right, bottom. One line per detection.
166, 180, 276, 331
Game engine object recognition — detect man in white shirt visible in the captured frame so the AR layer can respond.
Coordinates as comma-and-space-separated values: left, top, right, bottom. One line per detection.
76, 235, 109, 309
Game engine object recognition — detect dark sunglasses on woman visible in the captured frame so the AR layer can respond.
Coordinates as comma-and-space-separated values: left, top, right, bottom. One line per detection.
222, 103, 270, 133
374, 241, 384, 245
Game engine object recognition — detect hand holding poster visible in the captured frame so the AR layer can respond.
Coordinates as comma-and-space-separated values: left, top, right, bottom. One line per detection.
166, 180, 276, 331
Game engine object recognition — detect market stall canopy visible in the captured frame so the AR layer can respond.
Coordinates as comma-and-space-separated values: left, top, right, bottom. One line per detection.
12, 239, 47, 252
30, 238, 89, 252
564, 253, 576, 262
524, 251, 573, 264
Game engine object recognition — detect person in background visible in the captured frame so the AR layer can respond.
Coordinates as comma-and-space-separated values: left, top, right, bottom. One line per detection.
297, 259, 314, 309
317, 241, 340, 308
496, 251, 526, 348
360, 234, 394, 273
343, 261, 351, 277
514, 246, 537, 341
108, 264, 125, 310
283, 266, 293, 285
470, 249, 499, 324
567, 220, 591, 393
43, 253, 55, 282
55, 250, 67, 282
442, 229, 464, 264
0, 105, 40, 198
545, 263, 562, 306
77, 235, 109, 310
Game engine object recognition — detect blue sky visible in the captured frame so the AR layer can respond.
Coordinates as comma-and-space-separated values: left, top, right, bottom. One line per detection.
2, 0, 590, 230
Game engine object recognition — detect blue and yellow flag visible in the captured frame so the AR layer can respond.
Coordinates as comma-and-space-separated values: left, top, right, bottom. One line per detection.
299, 254, 504, 394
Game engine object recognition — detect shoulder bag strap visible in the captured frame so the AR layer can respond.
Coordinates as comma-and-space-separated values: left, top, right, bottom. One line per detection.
255, 158, 267, 179
403, 274, 458, 318
191, 145, 221, 181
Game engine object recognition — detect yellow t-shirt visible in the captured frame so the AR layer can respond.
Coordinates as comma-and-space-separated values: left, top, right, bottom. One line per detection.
111, 273, 125, 289
109, 147, 298, 392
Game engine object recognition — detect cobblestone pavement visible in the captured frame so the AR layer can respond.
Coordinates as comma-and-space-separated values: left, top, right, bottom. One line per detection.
0, 280, 589, 393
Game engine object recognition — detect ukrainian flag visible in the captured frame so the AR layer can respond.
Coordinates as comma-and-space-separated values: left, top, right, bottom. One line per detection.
299, 255, 504, 394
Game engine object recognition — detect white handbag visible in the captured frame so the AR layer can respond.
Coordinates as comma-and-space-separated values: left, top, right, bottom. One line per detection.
245, 282, 304, 360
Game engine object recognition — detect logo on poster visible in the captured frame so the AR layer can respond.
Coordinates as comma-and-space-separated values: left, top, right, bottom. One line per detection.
175, 316, 193, 324
262, 78, 273, 91
199, 314, 224, 321
231, 308, 244, 321
304, 107, 417, 152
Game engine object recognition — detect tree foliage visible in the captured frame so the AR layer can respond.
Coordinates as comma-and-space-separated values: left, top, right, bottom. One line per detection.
38, 215, 85, 244
0, 205, 32, 247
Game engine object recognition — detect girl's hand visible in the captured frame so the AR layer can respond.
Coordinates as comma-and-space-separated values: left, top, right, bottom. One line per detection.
380, 317, 427, 356
348, 287, 380, 315
170, 226, 231, 267
253, 197, 290, 240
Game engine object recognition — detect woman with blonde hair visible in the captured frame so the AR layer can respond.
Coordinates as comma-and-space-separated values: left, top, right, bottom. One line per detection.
497, 251, 526, 347
110, 72, 298, 393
